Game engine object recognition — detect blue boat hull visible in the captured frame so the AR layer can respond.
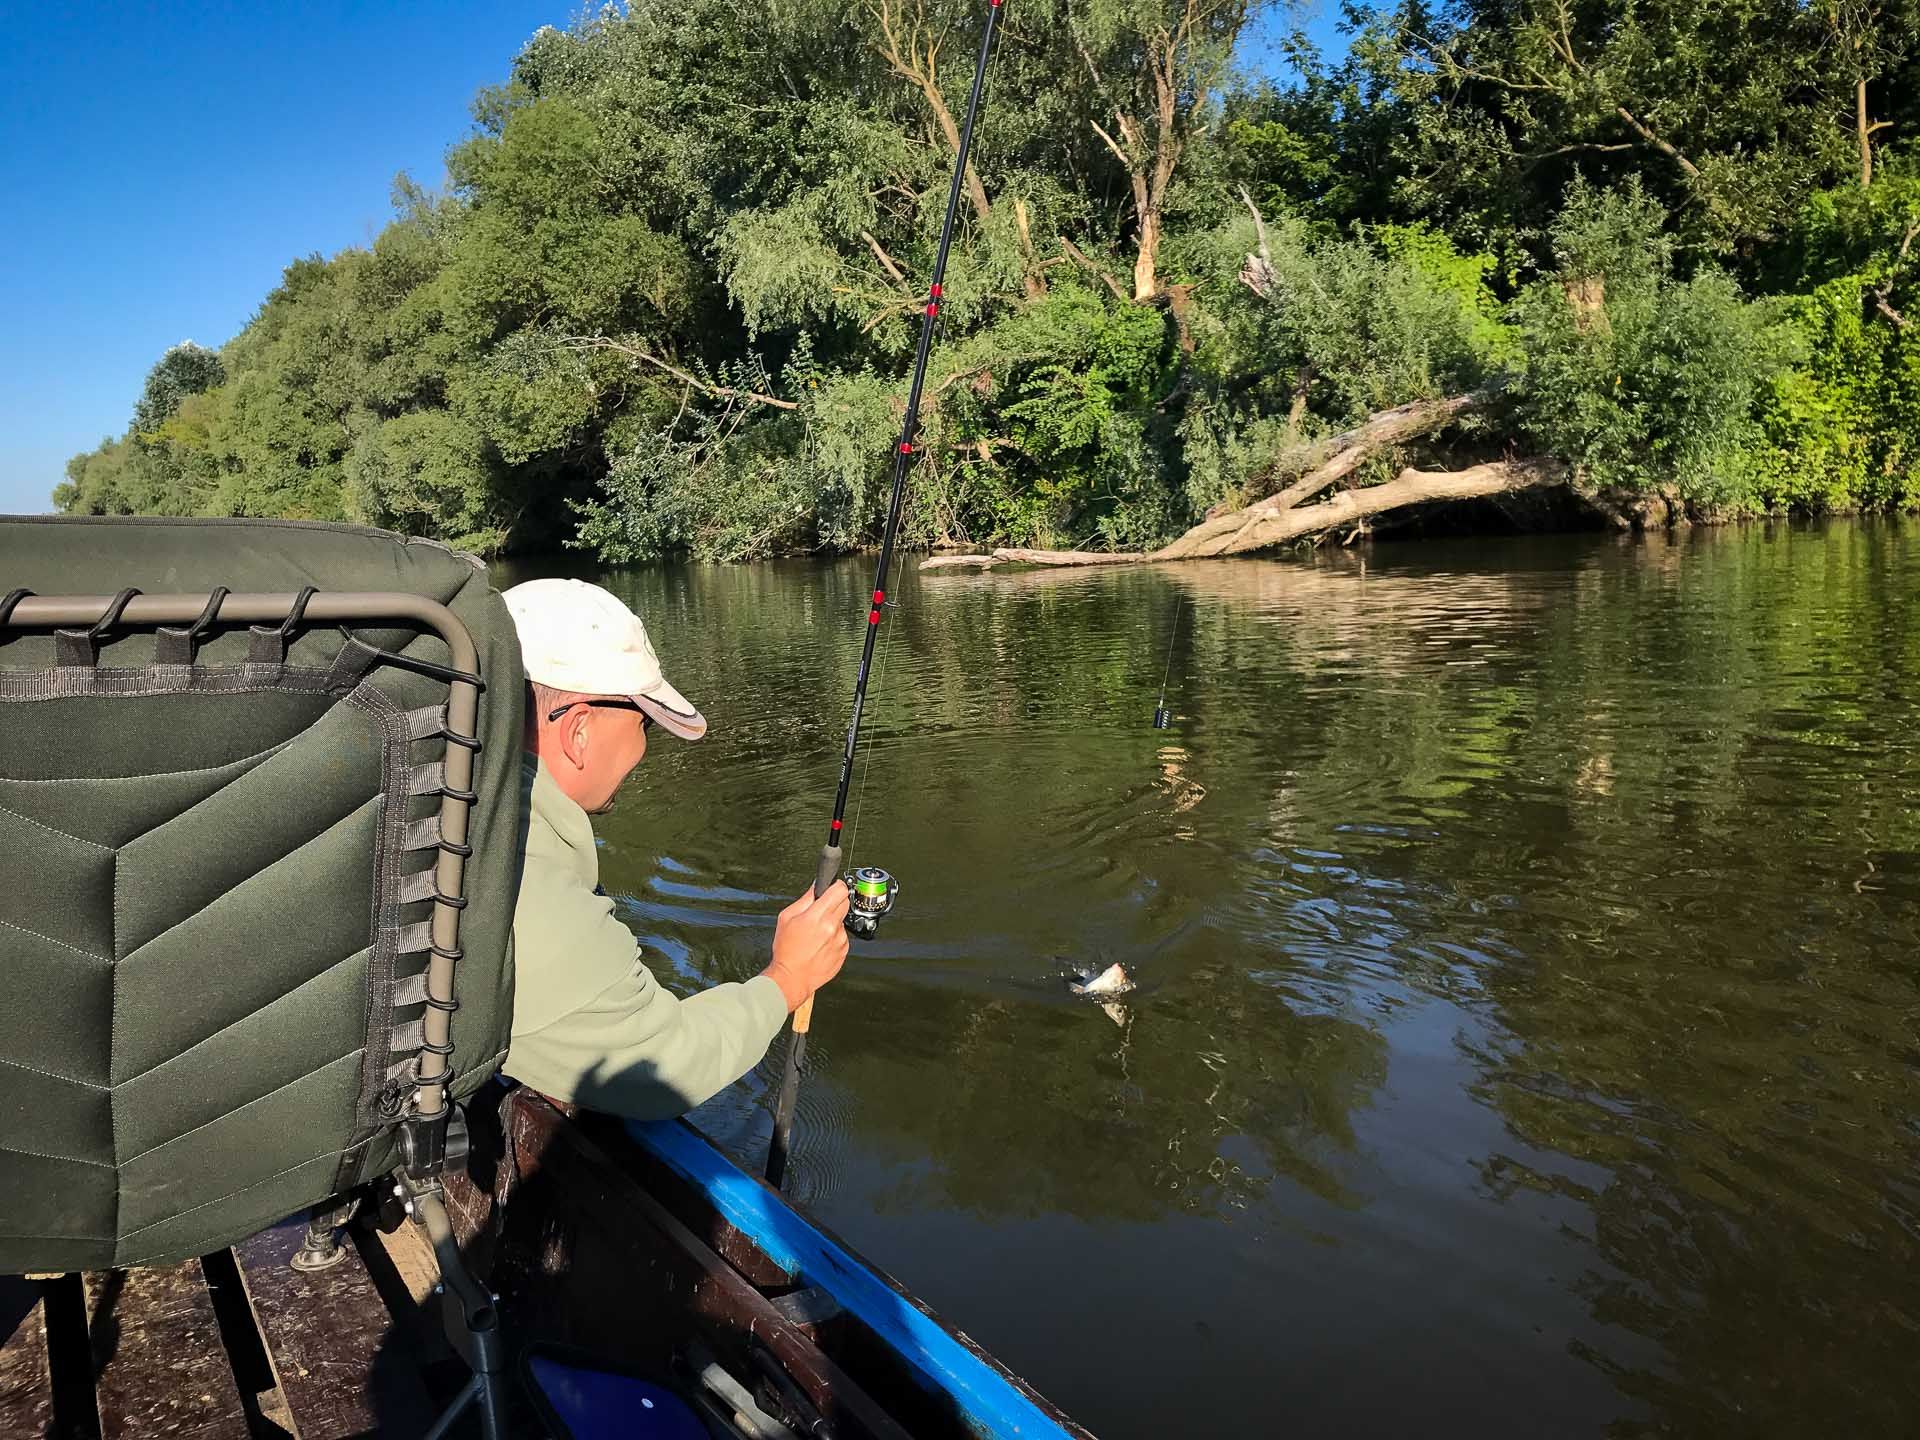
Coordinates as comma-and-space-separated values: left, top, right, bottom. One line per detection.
442, 1084, 1090, 1440
631, 1119, 1086, 1440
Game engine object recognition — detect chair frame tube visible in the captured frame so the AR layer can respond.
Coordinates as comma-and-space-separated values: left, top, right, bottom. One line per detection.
0, 590, 481, 1122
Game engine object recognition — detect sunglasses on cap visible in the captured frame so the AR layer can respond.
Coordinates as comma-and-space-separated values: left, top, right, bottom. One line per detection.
546, 698, 651, 731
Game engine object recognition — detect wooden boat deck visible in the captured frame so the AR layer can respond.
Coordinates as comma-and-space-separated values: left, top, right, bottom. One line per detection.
0, 1219, 455, 1439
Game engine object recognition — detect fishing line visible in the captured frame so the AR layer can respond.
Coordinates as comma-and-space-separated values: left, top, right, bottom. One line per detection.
764, 0, 1006, 1190
1153, 595, 1186, 729
843, 576, 902, 867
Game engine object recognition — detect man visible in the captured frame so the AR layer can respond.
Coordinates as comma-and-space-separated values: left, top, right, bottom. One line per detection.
501, 577, 849, 1120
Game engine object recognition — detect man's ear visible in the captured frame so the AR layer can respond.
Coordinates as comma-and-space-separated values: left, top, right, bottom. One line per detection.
556, 707, 592, 772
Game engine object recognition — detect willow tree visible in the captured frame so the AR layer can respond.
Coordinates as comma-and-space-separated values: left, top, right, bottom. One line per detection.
1387, 0, 1855, 251
1069, 0, 1272, 300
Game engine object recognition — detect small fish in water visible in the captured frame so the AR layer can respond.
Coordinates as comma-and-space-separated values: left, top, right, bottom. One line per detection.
1066, 961, 1134, 998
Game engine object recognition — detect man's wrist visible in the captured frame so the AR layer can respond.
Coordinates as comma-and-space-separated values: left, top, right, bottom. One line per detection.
762, 961, 807, 1013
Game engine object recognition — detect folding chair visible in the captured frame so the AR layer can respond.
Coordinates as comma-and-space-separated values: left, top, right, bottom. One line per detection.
0, 516, 527, 1437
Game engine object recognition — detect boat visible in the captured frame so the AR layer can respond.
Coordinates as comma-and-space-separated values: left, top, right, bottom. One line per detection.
0, 515, 1088, 1439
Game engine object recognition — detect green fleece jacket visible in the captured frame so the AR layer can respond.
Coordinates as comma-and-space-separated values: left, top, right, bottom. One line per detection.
504, 754, 789, 1119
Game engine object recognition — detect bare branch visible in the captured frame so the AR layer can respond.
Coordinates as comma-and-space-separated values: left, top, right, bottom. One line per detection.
866, 0, 991, 221
1228, 187, 1274, 299
1058, 235, 1129, 300
1239, 186, 1272, 265
861, 230, 911, 289
557, 337, 798, 410
1070, 30, 1106, 89
1401, 29, 1558, 92
858, 299, 920, 334
1549, 0, 1585, 74
1524, 141, 1634, 163
1869, 218, 1920, 327
1237, 188, 1277, 299
1615, 106, 1701, 179
1089, 118, 1131, 167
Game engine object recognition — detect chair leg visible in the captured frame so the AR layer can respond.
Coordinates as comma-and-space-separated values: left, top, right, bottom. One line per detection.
410, 1187, 508, 1440
419, 1375, 481, 1440
289, 1197, 359, 1272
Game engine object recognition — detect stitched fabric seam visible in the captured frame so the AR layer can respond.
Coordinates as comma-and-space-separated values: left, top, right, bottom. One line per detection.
118, 947, 370, 1087
116, 1134, 376, 1250
0, 668, 335, 707
0, 735, 295, 785
114, 702, 361, 856
114, 795, 380, 970
0, 1053, 108, 1088
1, 1141, 114, 1170
0, 915, 109, 963
0, 799, 114, 851
119, 1047, 367, 1167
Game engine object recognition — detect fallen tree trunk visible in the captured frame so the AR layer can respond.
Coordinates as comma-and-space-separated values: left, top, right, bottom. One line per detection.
921, 547, 1139, 569
920, 458, 1569, 570
1070, 389, 1496, 565
1246, 391, 1491, 512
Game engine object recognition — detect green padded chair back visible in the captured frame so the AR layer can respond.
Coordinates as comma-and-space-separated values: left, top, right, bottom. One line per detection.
0, 517, 525, 1272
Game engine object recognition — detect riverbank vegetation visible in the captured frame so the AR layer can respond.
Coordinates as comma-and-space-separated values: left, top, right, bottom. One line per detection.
54, 0, 1920, 559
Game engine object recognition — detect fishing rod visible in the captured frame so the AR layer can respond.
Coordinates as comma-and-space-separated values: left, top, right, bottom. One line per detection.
765, 0, 1006, 1190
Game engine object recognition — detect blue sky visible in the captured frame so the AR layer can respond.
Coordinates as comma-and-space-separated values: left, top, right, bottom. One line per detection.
0, 2, 1339, 515
0, 2, 560, 513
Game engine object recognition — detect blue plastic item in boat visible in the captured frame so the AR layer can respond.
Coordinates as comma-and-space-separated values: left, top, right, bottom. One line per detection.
525, 1352, 709, 1440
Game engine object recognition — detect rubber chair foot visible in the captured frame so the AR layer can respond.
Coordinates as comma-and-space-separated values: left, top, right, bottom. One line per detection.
289, 1238, 352, 1272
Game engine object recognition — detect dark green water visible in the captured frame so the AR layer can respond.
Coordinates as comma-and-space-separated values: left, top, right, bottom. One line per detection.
504, 522, 1920, 1439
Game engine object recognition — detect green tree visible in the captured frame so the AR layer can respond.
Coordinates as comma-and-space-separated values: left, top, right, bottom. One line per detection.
131, 342, 225, 437
1388, 0, 1854, 254
1510, 182, 1788, 508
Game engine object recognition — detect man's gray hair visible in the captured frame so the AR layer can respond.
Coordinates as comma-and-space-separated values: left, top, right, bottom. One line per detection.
529, 683, 579, 718
527, 681, 600, 726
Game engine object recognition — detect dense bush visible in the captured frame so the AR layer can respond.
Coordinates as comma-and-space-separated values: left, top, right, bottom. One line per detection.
1509, 184, 1789, 510
56, 0, 1920, 553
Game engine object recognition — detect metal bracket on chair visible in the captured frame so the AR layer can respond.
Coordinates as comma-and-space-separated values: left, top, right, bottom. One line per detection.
398, 1102, 470, 1184
398, 1115, 446, 1181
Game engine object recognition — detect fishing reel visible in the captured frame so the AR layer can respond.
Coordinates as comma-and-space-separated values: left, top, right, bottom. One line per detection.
844, 866, 898, 938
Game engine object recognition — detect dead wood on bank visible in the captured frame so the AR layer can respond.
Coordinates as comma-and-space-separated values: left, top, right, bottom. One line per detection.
923, 378, 1565, 570
923, 457, 1567, 570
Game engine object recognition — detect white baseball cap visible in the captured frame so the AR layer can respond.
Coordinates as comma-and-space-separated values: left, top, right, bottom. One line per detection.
502, 578, 708, 740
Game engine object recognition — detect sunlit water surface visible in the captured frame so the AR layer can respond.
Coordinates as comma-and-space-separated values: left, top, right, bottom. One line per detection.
500, 522, 1920, 1439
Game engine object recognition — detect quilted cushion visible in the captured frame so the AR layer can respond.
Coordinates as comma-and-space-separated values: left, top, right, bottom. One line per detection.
0, 517, 525, 1270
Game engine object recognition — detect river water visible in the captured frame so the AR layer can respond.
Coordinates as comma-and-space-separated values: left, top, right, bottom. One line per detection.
502, 521, 1920, 1439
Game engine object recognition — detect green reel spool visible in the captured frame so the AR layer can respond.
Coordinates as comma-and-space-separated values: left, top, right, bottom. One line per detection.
845, 866, 898, 937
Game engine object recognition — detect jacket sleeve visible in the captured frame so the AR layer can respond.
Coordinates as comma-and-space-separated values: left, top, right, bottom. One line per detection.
505, 857, 790, 1121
